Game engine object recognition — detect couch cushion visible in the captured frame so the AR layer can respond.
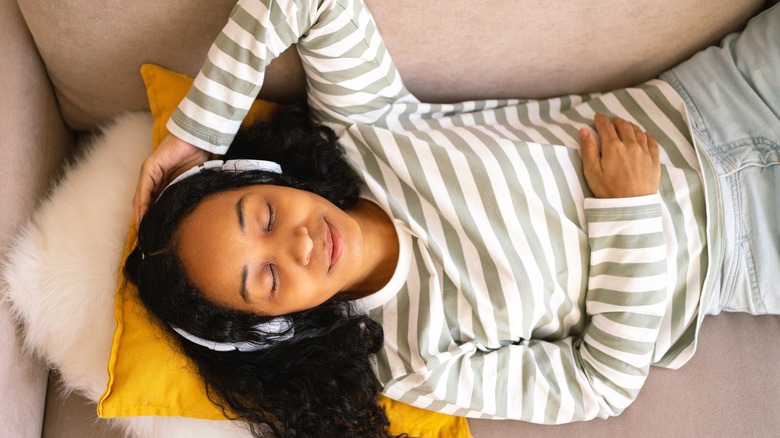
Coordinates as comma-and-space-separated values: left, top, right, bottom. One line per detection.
18, 0, 763, 131
0, 0, 74, 436
468, 313, 780, 437
43, 376, 123, 438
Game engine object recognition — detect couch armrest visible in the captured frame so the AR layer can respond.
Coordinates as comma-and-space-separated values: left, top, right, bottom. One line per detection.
0, 0, 75, 436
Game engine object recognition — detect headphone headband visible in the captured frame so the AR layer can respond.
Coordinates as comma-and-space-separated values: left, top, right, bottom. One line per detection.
158, 159, 283, 199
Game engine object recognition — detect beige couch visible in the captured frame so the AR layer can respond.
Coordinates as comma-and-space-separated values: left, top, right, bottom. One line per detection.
2, 0, 779, 437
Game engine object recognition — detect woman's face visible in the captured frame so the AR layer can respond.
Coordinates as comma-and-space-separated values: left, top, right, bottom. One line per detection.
176, 184, 365, 316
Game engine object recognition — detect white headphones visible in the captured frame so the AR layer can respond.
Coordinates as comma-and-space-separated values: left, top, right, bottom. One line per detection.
171, 318, 294, 352
158, 159, 283, 199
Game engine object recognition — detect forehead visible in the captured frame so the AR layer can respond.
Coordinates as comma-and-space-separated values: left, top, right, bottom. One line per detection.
186, 190, 236, 222
174, 188, 247, 308
181, 184, 271, 222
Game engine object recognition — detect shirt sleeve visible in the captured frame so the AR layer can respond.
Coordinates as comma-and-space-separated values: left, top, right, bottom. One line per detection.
380, 194, 668, 423
167, 0, 318, 154
296, 0, 413, 126
579, 194, 668, 415
167, 0, 412, 154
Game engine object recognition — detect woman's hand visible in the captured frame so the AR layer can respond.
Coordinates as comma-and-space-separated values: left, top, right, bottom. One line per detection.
133, 134, 210, 226
579, 113, 661, 198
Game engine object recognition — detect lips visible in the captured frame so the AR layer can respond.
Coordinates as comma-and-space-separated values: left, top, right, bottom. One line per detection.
326, 220, 342, 271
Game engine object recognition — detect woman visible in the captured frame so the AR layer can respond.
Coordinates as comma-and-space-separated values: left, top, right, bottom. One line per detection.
127, 0, 780, 436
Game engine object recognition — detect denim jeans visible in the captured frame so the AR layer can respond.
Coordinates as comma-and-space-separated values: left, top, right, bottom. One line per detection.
661, 3, 780, 315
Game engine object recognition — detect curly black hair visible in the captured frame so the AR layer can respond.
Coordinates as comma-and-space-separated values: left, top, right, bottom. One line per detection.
124, 104, 398, 437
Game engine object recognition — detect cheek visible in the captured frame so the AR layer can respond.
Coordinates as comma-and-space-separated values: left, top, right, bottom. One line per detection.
284, 275, 337, 310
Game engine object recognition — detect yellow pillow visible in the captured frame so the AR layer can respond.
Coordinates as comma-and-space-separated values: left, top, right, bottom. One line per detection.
98, 63, 472, 438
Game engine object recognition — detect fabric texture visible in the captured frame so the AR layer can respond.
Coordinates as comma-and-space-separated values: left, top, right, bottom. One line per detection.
468, 312, 780, 437
661, 4, 780, 315
43, 377, 122, 438
3, 1, 777, 438
2, 112, 154, 436
97, 64, 274, 420
15, 0, 763, 131
98, 63, 472, 438
0, 0, 75, 435
167, 0, 718, 424
2, 106, 468, 438
2, 0, 778, 437
11, 106, 777, 438
1, 109, 260, 437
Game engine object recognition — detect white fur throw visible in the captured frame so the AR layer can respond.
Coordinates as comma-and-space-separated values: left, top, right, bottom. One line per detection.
2, 113, 252, 438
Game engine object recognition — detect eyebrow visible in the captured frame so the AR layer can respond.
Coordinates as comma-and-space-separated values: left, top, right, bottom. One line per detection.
236, 194, 250, 303
240, 265, 250, 303
236, 194, 247, 232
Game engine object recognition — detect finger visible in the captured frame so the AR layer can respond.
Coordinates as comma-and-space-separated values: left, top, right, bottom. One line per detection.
647, 132, 660, 163
594, 113, 618, 143
613, 117, 637, 143
632, 124, 648, 149
579, 128, 602, 172
133, 162, 162, 228
133, 176, 152, 228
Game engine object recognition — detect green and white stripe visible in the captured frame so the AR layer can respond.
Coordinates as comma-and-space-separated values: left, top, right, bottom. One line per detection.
170, 0, 711, 423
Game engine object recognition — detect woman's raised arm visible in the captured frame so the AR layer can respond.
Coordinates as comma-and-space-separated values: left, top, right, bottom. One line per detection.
134, 0, 356, 222
167, 0, 328, 155
134, 0, 412, 223
295, 0, 415, 126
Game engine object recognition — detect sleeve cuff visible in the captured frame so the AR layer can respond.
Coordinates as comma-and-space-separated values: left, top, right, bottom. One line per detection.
584, 193, 664, 241
583, 193, 662, 210
166, 118, 230, 156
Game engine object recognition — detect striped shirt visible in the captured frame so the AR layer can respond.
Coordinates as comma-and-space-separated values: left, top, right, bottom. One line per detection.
168, 0, 717, 423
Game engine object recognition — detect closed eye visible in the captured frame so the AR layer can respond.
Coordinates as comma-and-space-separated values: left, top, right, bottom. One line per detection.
268, 263, 279, 295
267, 202, 276, 231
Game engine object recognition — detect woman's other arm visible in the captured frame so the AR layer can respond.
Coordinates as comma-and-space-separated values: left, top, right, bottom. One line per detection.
380, 115, 667, 422
576, 113, 667, 413
579, 112, 661, 199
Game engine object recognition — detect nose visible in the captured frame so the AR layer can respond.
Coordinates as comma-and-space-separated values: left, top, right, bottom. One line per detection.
290, 225, 312, 266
